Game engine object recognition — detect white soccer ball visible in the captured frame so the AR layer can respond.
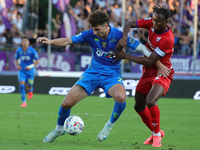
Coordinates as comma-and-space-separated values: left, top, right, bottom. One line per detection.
64, 116, 84, 135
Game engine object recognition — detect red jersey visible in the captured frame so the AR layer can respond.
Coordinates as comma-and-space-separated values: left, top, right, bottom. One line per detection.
136, 17, 174, 74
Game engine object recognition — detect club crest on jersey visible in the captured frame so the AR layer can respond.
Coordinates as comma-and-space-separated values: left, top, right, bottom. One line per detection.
157, 37, 161, 42
102, 42, 107, 48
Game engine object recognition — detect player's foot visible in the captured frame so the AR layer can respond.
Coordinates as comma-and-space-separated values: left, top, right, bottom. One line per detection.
97, 123, 113, 142
152, 136, 162, 147
43, 130, 65, 143
143, 130, 165, 145
21, 102, 27, 107
28, 92, 33, 99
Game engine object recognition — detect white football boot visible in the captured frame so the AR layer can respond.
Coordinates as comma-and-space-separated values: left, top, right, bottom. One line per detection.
43, 130, 65, 143
97, 123, 113, 142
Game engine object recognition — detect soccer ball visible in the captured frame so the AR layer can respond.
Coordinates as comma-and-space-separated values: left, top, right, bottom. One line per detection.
64, 116, 84, 135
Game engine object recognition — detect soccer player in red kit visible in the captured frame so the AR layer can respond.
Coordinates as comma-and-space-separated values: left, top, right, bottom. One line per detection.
113, 5, 174, 147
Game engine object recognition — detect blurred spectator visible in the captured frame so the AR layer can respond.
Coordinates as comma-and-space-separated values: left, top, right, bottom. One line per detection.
13, 12, 23, 30
0, 33, 7, 48
179, 29, 193, 55
12, 33, 22, 50
0, 19, 6, 34
52, 13, 62, 37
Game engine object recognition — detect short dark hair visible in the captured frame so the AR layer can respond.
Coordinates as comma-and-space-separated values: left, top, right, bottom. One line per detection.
22, 36, 29, 40
153, 5, 172, 20
88, 10, 109, 27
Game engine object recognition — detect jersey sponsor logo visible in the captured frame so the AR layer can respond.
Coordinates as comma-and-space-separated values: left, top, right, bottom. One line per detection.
96, 48, 110, 58
157, 37, 161, 42
0, 86, 16, 93
21, 56, 31, 61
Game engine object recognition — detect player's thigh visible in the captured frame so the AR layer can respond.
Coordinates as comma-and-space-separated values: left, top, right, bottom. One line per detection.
18, 71, 26, 83
134, 91, 147, 112
62, 85, 88, 108
26, 72, 34, 86
108, 83, 126, 103
146, 84, 164, 106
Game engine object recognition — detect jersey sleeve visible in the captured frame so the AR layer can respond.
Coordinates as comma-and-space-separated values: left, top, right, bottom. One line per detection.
71, 31, 88, 44
136, 17, 153, 30
14, 50, 19, 60
32, 49, 39, 60
126, 36, 140, 50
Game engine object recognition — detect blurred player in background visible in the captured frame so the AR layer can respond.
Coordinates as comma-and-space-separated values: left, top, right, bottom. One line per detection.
37, 10, 170, 143
113, 5, 174, 147
14, 36, 39, 107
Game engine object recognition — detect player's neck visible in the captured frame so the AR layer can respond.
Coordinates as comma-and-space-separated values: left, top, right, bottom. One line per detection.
22, 46, 28, 51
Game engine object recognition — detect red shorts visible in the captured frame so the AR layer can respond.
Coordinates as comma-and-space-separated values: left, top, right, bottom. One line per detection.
136, 72, 173, 96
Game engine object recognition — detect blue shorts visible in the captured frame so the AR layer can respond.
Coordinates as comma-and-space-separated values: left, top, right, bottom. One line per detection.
75, 69, 124, 98
18, 70, 35, 86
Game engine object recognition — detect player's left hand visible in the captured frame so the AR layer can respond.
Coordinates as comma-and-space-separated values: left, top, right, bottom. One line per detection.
157, 64, 171, 77
25, 67, 31, 70
110, 50, 127, 63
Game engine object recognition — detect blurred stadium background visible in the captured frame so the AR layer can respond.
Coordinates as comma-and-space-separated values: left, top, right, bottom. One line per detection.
0, 0, 200, 99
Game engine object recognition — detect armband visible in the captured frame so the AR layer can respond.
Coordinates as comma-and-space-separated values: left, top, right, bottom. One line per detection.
26, 64, 35, 69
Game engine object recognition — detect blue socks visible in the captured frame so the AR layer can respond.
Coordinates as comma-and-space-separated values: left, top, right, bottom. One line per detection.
19, 84, 26, 103
57, 105, 71, 126
110, 101, 126, 123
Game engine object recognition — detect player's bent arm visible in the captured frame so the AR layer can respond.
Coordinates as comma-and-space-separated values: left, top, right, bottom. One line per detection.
14, 59, 21, 69
26, 59, 39, 69
123, 21, 138, 37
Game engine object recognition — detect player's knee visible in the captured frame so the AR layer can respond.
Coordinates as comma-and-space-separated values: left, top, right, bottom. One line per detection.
61, 100, 75, 109
146, 99, 156, 107
114, 93, 126, 103
134, 103, 146, 112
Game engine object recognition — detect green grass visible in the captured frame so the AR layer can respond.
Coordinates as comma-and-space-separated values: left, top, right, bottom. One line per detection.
0, 93, 199, 150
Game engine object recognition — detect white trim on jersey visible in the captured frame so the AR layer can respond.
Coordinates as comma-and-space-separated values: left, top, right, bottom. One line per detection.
154, 47, 166, 57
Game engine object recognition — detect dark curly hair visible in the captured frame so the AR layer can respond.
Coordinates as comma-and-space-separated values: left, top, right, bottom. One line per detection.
88, 10, 109, 27
153, 5, 172, 20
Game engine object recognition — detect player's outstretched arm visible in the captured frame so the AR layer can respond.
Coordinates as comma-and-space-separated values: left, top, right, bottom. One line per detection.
135, 43, 170, 77
112, 50, 159, 66
37, 37, 73, 47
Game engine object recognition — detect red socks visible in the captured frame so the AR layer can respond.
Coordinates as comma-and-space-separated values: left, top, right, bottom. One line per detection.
137, 107, 154, 131
148, 105, 160, 134
137, 105, 160, 134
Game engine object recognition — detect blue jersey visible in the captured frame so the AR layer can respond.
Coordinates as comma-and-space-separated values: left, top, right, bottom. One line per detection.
71, 26, 140, 74
15, 46, 39, 71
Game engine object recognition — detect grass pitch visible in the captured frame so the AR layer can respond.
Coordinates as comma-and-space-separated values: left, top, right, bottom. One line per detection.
0, 93, 199, 150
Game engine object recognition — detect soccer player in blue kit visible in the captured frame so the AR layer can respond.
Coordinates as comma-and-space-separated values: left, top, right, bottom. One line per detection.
14, 36, 39, 107
37, 10, 169, 143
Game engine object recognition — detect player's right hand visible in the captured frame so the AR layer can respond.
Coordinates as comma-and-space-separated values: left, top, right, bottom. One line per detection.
115, 36, 127, 51
36, 37, 51, 45
17, 66, 22, 70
